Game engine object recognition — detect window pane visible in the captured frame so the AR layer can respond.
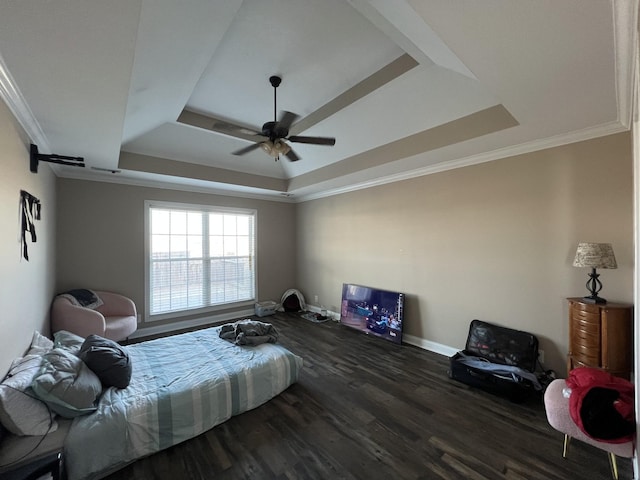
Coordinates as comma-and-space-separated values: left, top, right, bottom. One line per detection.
187, 211, 202, 235
210, 235, 223, 257
171, 211, 187, 235
210, 258, 225, 304
237, 216, 250, 235
151, 260, 171, 313
223, 236, 237, 256
188, 235, 202, 258
236, 257, 254, 299
152, 209, 171, 234
170, 235, 187, 258
209, 213, 223, 233
151, 234, 170, 259
169, 260, 189, 310
223, 215, 236, 235
237, 236, 249, 256
187, 260, 203, 307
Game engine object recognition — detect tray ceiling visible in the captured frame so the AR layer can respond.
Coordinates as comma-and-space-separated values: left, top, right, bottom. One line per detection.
0, 0, 635, 201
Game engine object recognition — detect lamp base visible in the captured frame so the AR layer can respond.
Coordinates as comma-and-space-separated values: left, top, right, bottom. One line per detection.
582, 295, 607, 304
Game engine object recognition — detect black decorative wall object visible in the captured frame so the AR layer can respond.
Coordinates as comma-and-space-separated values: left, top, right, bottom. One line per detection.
20, 190, 41, 261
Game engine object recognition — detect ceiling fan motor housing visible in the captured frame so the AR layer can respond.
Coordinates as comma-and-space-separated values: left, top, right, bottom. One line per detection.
262, 121, 290, 140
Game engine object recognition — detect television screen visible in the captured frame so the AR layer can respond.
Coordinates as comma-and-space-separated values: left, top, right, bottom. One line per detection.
339, 283, 404, 344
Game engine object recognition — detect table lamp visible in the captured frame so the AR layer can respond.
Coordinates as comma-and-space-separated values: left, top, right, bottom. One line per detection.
572, 242, 617, 304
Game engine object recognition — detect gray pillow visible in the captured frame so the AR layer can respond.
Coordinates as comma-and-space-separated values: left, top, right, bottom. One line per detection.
79, 335, 132, 389
31, 349, 102, 418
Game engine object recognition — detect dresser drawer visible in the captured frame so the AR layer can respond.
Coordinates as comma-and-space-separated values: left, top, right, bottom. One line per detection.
572, 337, 599, 356
570, 326, 600, 349
569, 300, 600, 315
570, 308, 600, 325
570, 316, 600, 338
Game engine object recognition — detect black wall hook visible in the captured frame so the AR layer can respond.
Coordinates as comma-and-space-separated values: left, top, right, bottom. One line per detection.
30, 143, 84, 173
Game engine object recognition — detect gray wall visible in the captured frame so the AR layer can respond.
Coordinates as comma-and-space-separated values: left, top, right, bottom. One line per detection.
56, 180, 297, 330
295, 132, 633, 374
0, 99, 57, 378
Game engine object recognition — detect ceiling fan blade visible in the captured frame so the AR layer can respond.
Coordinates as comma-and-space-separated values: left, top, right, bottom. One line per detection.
276, 111, 300, 133
213, 121, 261, 137
284, 148, 300, 162
231, 143, 262, 156
288, 135, 336, 146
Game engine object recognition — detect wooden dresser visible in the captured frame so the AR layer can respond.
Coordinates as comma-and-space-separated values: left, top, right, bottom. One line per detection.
567, 297, 633, 379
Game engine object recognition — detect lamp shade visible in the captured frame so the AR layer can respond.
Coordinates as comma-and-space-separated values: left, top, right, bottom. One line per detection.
572, 242, 617, 269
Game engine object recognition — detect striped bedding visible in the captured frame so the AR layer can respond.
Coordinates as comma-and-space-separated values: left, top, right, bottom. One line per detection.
63, 325, 303, 480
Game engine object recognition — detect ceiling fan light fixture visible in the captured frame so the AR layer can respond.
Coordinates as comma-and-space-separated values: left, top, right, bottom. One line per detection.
260, 141, 274, 155
273, 139, 290, 155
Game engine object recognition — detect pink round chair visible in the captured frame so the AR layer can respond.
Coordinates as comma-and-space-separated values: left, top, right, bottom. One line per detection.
51, 290, 137, 342
544, 378, 634, 479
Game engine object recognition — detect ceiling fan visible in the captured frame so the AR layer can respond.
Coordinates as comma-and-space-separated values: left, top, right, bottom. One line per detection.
225, 75, 336, 162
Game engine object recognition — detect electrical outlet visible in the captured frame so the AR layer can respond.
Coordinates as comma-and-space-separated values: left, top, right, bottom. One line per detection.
314, 295, 318, 303
538, 349, 545, 364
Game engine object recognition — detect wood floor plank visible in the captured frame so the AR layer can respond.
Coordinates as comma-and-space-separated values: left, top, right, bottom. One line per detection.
104, 313, 633, 479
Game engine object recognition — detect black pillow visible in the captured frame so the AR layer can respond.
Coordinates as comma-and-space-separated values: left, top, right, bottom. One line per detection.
78, 335, 132, 389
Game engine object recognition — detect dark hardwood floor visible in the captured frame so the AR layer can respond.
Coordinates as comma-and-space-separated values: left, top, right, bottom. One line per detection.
106, 313, 632, 480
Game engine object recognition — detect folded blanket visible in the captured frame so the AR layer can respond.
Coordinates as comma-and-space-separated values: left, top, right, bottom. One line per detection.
219, 320, 278, 346
58, 289, 104, 309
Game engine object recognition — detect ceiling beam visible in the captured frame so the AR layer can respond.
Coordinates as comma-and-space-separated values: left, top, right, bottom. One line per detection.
289, 53, 418, 136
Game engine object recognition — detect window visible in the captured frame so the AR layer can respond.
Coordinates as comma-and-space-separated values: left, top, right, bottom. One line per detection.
146, 201, 256, 319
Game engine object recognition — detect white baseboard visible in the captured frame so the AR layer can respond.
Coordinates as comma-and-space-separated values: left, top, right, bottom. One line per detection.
129, 308, 255, 339
307, 306, 458, 357
401, 333, 459, 357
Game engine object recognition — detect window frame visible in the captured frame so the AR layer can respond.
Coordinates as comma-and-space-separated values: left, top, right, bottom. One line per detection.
144, 200, 258, 322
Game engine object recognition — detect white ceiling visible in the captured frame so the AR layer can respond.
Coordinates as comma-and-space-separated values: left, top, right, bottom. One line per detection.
0, 0, 636, 201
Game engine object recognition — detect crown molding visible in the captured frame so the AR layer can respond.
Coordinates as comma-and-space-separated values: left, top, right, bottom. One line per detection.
296, 120, 629, 202
56, 167, 296, 203
0, 53, 50, 150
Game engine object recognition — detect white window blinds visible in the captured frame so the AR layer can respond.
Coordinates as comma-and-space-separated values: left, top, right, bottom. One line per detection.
148, 203, 256, 317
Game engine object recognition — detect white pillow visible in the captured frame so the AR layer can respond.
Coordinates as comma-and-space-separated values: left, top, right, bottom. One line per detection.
27, 331, 54, 356
0, 355, 58, 436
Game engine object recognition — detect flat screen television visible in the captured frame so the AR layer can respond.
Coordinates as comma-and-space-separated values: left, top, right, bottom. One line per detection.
339, 283, 404, 344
